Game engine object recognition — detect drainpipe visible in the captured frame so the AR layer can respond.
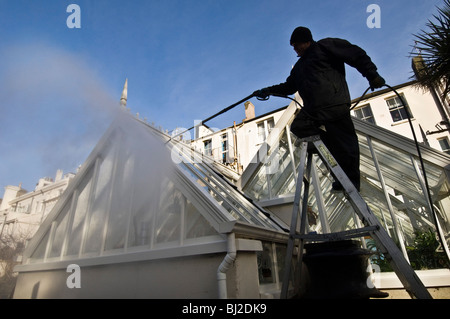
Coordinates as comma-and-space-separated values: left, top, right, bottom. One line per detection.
217, 232, 237, 299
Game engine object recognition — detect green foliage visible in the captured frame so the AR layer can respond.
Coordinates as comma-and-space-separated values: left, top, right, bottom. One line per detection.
0, 239, 24, 299
367, 229, 449, 272
407, 229, 449, 270
411, 0, 450, 99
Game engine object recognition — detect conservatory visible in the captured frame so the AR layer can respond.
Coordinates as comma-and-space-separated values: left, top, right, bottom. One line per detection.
13, 114, 290, 298
13, 101, 450, 298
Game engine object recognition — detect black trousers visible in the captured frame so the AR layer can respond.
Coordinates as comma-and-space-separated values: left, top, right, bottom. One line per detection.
290, 109, 360, 191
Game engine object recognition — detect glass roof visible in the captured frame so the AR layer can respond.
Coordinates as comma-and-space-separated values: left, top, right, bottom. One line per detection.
241, 116, 450, 249
23, 114, 287, 265
176, 158, 283, 230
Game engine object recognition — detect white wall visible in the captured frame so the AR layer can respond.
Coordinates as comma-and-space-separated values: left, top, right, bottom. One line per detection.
352, 84, 450, 152
191, 108, 287, 173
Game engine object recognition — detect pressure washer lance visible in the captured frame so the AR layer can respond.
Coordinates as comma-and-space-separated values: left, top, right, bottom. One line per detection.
166, 86, 368, 143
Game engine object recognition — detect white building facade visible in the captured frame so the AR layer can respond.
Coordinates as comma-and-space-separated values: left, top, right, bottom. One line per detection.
351, 81, 450, 155
0, 170, 75, 258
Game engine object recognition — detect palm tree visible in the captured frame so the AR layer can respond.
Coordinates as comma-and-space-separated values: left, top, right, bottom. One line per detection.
411, 0, 450, 100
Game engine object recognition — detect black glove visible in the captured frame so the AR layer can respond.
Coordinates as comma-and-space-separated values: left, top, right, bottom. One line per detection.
368, 73, 386, 91
253, 88, 270, 99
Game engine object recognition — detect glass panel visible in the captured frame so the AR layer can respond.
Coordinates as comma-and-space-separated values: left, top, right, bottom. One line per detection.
275, 244, 288, 284
29, 228, 50, 262
184, 200, 217, 239
243, 129, 299, 201
268, 130, 296, 197
104, 150, 135, 251
82, 144, 116, 254
126, 187, 155, 248
359, 136, 423, 196
178, 160, 281, 229
386, 95, 411, 122
125, 138, 166, 248
257, 122, 265, 143
48, 201, 71, 259
257, 242, 290, 288
242, 165, 270, 201
65, 168, 93, 256
221, 133, 228, 164
355, 105, 376, 124
154, 180, 182, 246
204, 139, 212, 156
258, 242, 275, 284
359, 135, 444, 240
438, 138, 450, 154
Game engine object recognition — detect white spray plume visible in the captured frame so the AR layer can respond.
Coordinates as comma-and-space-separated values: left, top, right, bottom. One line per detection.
0, 42, 121, 190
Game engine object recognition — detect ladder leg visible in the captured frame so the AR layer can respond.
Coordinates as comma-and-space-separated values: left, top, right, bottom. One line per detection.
281, 142, 308, 299
311, 138, 432, 299
370, 219, 432, 299
293, 152, 314, 296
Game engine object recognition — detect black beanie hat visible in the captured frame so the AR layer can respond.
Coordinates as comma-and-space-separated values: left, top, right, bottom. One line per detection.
290, 27, 313, 45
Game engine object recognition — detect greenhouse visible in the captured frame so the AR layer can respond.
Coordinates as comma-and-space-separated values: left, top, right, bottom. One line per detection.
13, 114, 290, 298
13, 104, 450, 298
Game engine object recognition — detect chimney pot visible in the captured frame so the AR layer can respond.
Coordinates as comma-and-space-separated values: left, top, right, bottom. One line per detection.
244, 101, 255, 121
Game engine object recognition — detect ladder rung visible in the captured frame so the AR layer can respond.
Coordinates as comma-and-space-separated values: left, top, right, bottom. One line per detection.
294, 226, 379, 242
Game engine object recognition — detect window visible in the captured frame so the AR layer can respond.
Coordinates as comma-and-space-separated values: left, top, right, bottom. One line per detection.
353, 104, 375, 124
257, 118, 275, 143
438, 137, 450, 155
221, 133, 228, 164
203, 139, 212, 156
257, 242, 289, 289
386, 94, 412, 122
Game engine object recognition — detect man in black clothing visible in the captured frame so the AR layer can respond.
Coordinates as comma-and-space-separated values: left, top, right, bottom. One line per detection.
254, 27, 385, 191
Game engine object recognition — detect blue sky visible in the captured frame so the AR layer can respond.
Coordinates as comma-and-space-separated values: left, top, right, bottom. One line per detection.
0, 0, 445, 191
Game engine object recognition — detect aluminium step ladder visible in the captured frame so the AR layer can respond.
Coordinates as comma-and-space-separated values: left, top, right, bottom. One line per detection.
280, 135, 432, 299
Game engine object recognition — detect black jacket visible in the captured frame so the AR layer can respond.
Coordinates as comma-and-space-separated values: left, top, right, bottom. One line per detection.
268, 38, 379, 121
